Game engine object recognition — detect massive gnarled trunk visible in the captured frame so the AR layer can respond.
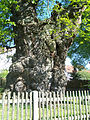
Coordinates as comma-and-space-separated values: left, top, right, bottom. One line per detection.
6, 1, 85, 92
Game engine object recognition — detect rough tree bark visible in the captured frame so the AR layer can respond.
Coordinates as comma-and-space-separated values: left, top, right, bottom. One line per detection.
6, 0, 86, 92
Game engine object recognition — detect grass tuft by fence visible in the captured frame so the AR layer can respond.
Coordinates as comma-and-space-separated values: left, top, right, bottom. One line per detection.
0, 90, 90, 120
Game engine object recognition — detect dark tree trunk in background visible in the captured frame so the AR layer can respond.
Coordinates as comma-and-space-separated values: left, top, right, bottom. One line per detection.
6, 1, 84, 92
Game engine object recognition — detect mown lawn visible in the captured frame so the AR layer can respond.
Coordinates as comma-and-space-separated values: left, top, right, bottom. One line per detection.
0, 99, 89, 120
0, 104, 32, 120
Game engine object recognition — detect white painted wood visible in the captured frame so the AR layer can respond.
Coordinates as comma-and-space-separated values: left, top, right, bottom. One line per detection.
21, 92, 24, 120
61, 91, 63, 120
17, 92, 20, 120
73, 91, 76, 120
0, 90, 90, 120
53, 92, 56, 120
42, 92, 45, 120
82, 91, 85, 120
67, 91, 69, 120
70, 91, 73, 120
76, 91, 79, 120
64, 91, 66, 120
84, 91, 88, 120
50, 92, 52, 120
12, 92, 15, 120
79, 91, 82, 120
57, 91, 60, 120
33, 91, 38, 120
25, 92, 28, 120
87, 90, 90, 115
46, 92, 48, 120
29, 92, 32, 120
7, 92, 10, 120
2, 92, 5, 120
39, 92, 41, 120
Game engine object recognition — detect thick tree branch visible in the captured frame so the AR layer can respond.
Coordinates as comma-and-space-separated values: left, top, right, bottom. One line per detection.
3, 45, 16, 50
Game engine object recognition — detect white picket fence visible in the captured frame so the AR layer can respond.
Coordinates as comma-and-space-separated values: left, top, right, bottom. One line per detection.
0, 90, 90, 120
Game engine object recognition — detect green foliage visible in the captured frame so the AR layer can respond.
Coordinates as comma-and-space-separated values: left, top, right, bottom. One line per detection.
0, 0, 89, 42
71, 72, 82, 80
68, 39, 90, 67
71, 70, 90, 81
70, 70, 90, 89
0, 0, 90, 65
0, 70, 8, 96
0, 88, 4, 95
78, 70, 90, 80
54, 0, 89, 38
67, 0, 90, 67
0, 70, 8, 79
0, 0, 19, 45
78, 70, 90, 89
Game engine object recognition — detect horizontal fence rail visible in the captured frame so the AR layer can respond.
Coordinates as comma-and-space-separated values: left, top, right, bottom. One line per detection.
38, 90, 90, 120
0, 92, 32, 120
0, 90, 90, 120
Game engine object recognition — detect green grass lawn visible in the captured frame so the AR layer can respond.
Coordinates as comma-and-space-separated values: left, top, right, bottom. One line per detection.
0, 70, 8, 79
0, 104, 32, 120
0, 70, 8, 98
0, 100, 89, 120
0, 69, 89, 119
39, 103, 90, 119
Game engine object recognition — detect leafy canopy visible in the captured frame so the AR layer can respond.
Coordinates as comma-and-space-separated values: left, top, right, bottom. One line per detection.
0, 0, 90, 66
67, 1, 90, 67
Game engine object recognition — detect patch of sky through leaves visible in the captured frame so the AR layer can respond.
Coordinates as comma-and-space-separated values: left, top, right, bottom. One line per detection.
36, 0, 68, 20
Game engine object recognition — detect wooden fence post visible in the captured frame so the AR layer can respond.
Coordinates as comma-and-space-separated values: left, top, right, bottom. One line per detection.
2, 92, 5, 120
33, 91, 38, 120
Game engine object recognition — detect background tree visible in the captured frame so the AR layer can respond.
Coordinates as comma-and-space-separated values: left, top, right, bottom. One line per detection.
0, 0, 90, 92
68, 5, 90, 68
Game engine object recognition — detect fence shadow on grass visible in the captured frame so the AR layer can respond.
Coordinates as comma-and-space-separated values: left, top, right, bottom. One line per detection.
0, 90, 90, 120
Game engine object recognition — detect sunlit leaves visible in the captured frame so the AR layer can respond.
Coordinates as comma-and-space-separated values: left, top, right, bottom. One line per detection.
0, 0, 18, 45
0, 0, 90, 66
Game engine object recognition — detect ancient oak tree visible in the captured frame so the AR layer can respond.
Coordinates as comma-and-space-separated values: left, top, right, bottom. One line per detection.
0, 0, 89, 92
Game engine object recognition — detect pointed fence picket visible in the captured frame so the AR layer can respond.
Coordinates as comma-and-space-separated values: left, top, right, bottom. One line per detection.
38, 90, 90, 120
0, 90, 90, 120
0, 92, 33, 120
